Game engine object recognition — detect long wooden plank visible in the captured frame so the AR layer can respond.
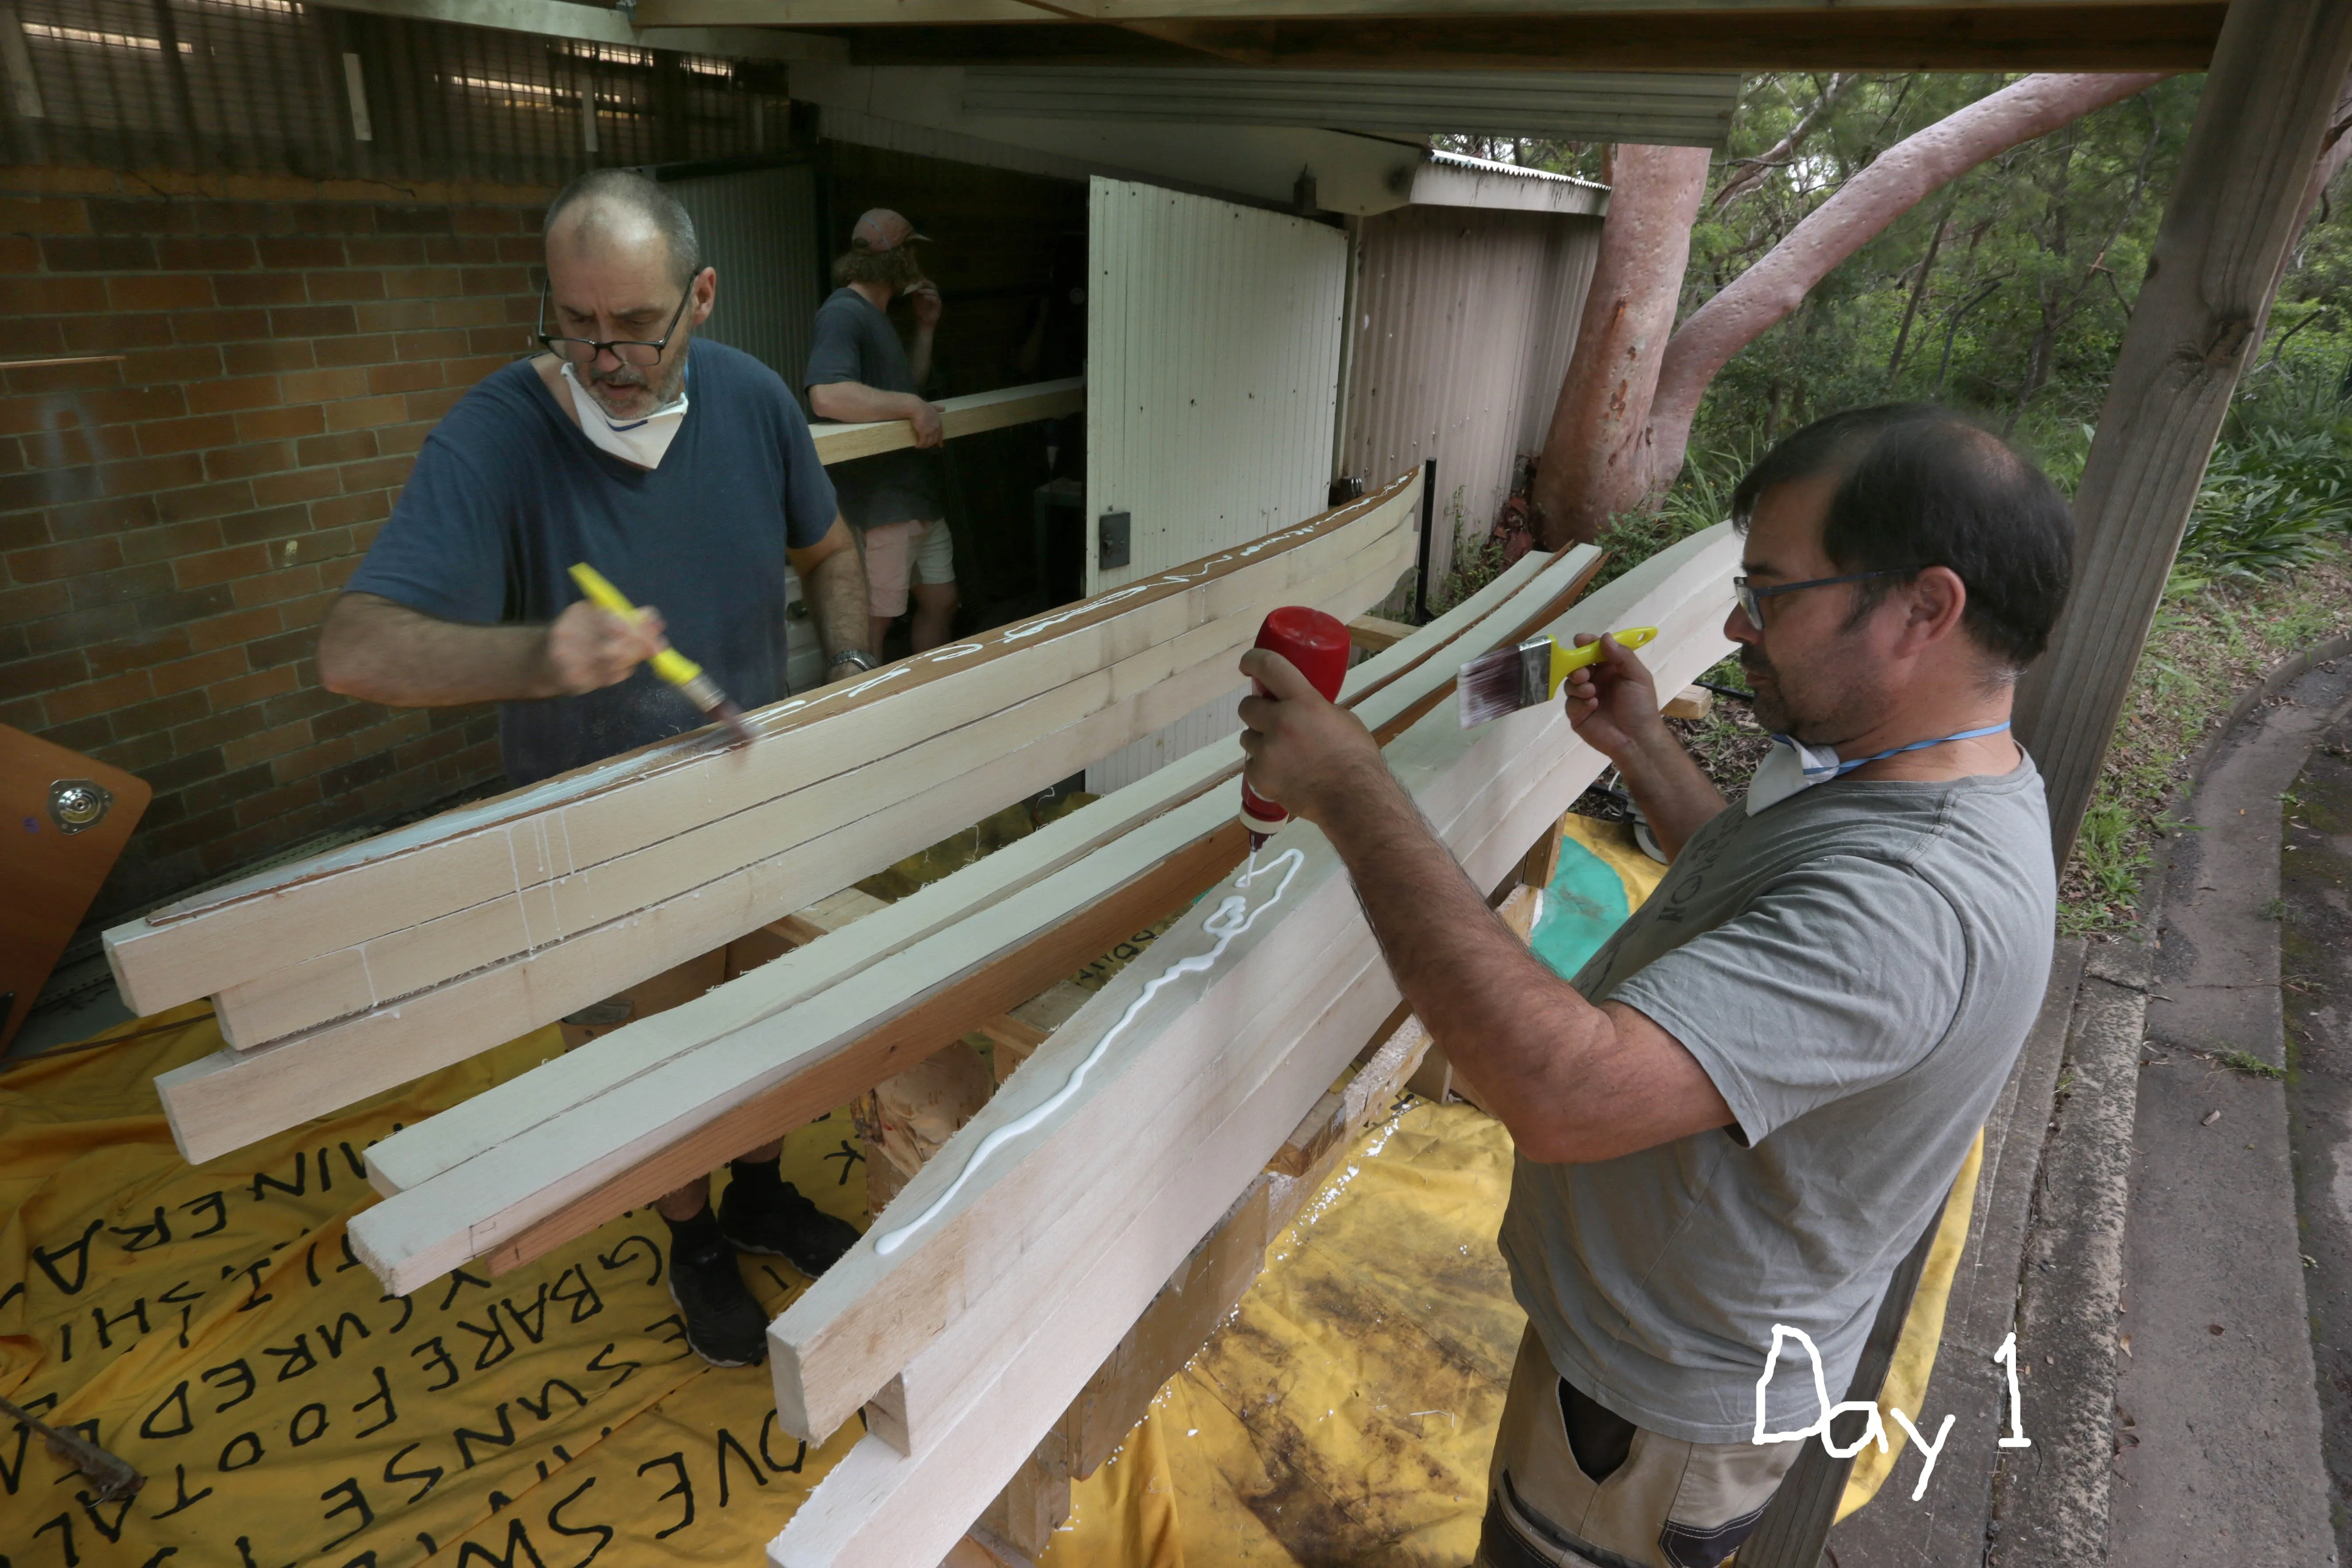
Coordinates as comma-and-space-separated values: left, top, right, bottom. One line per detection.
108, 473, 1417, 1020
344, 546, 1601, 1291
808, 377, 1083, 466
767, 534, 1740, 1568
161, 528, 1414, 1165
207, 503, 1408, 1046
357, 539, 1577, 1197
206, 526, 1410, 1049
765, 524, 1739, 1449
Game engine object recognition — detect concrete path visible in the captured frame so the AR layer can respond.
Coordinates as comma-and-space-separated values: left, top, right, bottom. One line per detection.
2285, 695, 2352, 1561
1824, 944, 2082, 1568
2107, 656, 2352, 1566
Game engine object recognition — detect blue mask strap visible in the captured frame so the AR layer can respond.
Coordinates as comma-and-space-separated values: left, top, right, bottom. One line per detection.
1824, 720, 2013, 779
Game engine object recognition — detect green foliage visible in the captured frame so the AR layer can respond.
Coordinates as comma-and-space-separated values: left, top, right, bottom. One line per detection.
2178, 427, 2352, 584
1588, 443, 1758, 588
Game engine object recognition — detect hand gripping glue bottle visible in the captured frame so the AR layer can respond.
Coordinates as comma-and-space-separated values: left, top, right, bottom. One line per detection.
1240, 605, 1355, 850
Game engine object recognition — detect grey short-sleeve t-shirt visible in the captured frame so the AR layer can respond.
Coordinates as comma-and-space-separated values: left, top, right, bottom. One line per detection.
805, 285, 942, 529
1499, 756, 2055, 1443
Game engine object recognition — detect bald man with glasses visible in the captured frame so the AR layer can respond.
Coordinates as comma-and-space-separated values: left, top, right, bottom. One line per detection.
320, 168, 875, 1369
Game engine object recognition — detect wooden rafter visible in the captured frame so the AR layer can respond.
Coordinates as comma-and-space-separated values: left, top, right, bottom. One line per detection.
626, 0, 2222, 71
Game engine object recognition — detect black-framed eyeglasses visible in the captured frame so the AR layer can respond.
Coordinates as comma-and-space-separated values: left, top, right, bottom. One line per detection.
1733, 569, 1917, 628
536, 285, 692, 369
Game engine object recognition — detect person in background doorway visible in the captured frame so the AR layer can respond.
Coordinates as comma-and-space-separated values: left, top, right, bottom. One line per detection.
806, 208, 959, 655
318, 168, 880, 1371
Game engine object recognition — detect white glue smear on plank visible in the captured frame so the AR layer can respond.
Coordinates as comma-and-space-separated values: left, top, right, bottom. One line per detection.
873, 846, 1307, 1257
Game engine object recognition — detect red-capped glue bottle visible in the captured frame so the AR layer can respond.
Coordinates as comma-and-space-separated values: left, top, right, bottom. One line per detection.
1240, 606, 1355, 849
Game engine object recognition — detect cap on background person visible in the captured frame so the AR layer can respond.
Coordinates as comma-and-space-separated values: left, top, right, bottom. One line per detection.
851, 209, 931, 253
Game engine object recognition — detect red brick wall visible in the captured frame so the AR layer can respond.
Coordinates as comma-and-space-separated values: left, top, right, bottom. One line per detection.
0, 166, 555, 933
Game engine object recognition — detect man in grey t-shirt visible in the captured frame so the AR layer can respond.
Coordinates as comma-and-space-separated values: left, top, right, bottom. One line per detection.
807, 208, 959, 655
1236, 405, 2072, 1568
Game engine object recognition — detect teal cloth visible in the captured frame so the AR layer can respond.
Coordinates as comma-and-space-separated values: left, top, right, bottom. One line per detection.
1528, 836, 1632, 981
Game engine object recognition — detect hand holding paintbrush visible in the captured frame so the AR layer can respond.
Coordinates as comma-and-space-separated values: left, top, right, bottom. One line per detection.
568, 563, 755, 745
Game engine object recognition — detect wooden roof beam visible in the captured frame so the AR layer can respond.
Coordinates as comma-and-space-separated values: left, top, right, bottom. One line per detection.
801, 6, 2225, 71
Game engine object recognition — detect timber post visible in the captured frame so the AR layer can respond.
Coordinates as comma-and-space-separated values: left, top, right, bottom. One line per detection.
2013, 0, 2352, 866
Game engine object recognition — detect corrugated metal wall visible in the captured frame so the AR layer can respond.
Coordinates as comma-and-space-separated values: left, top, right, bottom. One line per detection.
664, 164, 821, 392
657, 164, 831, 693
1340, 204, 1604, 574
1084, 176, 1348, 795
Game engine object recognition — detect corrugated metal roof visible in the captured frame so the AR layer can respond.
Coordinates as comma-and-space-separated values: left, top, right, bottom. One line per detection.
1413, 148, 1609, 216
964, 68, 1739, 149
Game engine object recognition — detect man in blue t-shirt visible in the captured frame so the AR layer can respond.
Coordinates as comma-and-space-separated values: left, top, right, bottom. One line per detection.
320, 169, 876, 1369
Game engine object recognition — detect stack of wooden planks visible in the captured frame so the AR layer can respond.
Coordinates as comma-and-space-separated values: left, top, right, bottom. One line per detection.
119, 472, 1422, 1165
346, 538, 1606, 1295
339, 520, 1736, 1565
765, 524, 1740, 1568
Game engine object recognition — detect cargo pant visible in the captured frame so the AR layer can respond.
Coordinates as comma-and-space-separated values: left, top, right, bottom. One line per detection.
1477, 1327, 1800, 1568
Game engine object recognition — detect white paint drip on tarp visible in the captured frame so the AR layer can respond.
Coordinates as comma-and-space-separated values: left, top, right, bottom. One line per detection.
873, 847, 1308, 1256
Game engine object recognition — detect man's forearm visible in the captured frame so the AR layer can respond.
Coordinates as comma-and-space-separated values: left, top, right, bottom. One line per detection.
808, 381, 927, 425
1613, 724, 1729, 860
317, 593, 556, 706
807, 543, 871, 661
909, 328, 935, 389
1317, 763, 1613, 1112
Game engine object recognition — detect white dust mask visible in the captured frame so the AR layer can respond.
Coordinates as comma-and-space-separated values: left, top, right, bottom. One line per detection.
1746, 722, 2013, 816
563, 361, 689, 468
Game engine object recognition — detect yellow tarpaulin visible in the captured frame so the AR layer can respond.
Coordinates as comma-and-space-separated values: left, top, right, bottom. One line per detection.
0, 1009, 869, 1566
3, 815, 1971, 1567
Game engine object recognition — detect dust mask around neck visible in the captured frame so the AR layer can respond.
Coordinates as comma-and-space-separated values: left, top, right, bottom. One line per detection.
1746, 721, 2014, 816
562, 361, 689, 469
1745, 734, 1844, 816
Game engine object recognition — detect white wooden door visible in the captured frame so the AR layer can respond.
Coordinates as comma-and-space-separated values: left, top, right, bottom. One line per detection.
1084, 177, 1349, 793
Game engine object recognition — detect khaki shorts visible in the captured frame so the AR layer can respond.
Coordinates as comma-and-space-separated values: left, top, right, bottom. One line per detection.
1477, 1327, 1799, 1568
861, 517, 955, 619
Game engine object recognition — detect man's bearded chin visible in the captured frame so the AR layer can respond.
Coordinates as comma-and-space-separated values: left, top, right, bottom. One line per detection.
1740, 647, 1795, 735
583, 347, 686, 418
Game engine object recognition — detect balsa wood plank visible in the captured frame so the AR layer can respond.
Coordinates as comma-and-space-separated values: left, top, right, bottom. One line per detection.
206, 528, 1410, 1048
341, 546, 1605, 1290
164, 531, 1412, 1164
808, 377, 1083, 467
765, 525, 1739, 1449
1345, 613, 1417, 653
354, 541, 1578, 1198
110, 474, 1416, 1019
1071, 991, 1435, 1478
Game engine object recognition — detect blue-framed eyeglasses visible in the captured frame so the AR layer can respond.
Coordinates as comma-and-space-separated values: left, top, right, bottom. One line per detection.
1733, 569, 1917, 628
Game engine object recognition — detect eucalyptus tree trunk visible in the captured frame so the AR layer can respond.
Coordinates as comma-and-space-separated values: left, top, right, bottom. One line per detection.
1530, 72, 2170, 542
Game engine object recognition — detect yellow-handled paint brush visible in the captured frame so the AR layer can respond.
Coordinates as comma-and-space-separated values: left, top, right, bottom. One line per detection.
567, 562, 753, 745
1456, 626, 1659, 727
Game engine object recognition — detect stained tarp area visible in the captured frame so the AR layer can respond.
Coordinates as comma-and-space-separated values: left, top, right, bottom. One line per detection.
2, 817, 1970, 1567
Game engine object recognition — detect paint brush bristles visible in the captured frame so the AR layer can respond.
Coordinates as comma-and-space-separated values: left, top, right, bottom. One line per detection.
1455, 626, 1660, 728
1455, 636, 1558, 728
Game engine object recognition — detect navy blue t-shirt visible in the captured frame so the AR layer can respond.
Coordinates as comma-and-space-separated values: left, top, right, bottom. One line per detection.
346, 340, 838, 785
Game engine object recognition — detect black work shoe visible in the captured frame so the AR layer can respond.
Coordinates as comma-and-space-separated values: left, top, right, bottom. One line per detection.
718, 1173, 862, 1278
665, 1241, 768, 1368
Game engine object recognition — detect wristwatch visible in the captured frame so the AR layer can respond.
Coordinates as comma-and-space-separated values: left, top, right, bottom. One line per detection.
828, 649, 879, 673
